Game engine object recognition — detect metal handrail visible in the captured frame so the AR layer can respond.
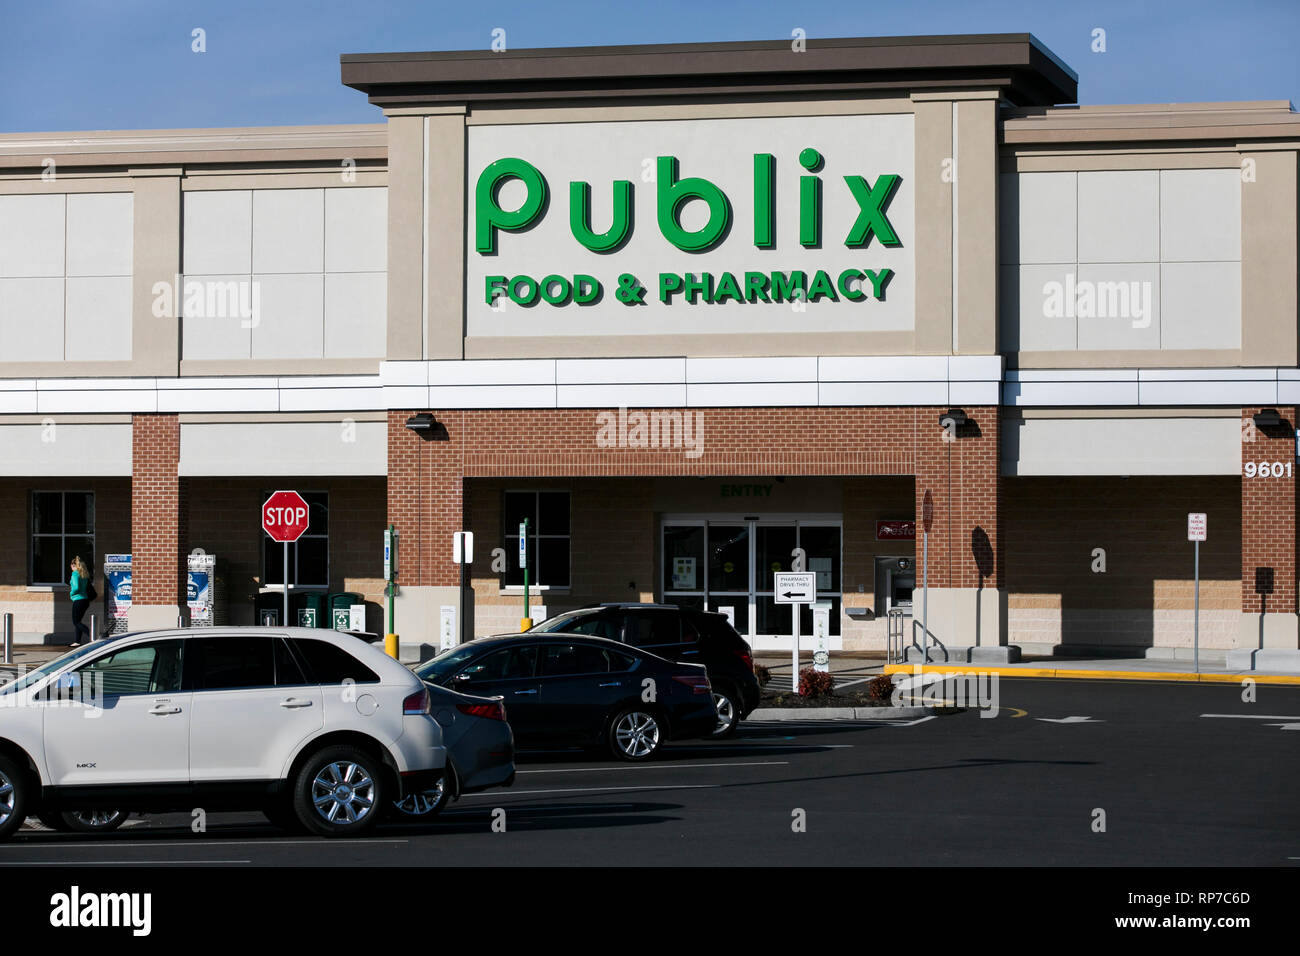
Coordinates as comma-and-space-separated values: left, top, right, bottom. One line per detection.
886, 609, 908, 664
911, 618, 948, 663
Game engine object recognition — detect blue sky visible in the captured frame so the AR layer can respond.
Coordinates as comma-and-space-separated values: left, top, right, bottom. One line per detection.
1, 0, 1297, 132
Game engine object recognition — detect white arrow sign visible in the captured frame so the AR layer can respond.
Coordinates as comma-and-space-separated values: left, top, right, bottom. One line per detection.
1266, 723, 1300, 730
1035, 716, 1102, 723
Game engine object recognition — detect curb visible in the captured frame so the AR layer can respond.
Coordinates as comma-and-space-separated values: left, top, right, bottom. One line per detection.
883, 663, 1300, 686
748, 705, 930, 721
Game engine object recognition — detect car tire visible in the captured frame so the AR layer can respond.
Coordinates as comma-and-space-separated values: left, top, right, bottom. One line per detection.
291, 745, 385, 838
608, 708, 663, 762
388, 764, 454, 822
0, 756, 31, 841
35, 812, 71, 832
58, 809, 127, 833
709, 685, 741, 739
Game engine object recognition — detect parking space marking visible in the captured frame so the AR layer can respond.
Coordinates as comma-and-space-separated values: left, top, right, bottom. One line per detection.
518, 760, 787, 774
1, 860, 251, 865
1, 838, 410, 850
461, 784, 719, 797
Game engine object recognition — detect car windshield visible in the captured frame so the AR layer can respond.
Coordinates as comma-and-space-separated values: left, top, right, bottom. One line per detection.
527, 610, 590, 633
0, 641, 113, 695
413, 646, 480, 683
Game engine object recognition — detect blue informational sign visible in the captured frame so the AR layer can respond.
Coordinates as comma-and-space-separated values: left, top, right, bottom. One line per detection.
103, 554, 132, 634
187, 571, 210, 608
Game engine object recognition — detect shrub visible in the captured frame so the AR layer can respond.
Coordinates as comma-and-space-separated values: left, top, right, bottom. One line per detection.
798, 667, 836, 699
867, 674, 896, 704
754, 663, 772, 687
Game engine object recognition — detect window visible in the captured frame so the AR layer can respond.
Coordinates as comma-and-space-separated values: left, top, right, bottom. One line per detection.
623, 610, 683, 649
30, 492, 95, 586
274, 638, 310, 687
540, 643, 630, 677
262, 491, 328, 588
190, 636, 275, 690
292, 638, 380, 685
457, 646, 538, 684
503, 491, 570, 588
74, 640, 184, 697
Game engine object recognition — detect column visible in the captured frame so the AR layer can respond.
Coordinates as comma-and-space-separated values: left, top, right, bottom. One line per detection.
1240, 406, 1298, 648
127, 413, 184, 630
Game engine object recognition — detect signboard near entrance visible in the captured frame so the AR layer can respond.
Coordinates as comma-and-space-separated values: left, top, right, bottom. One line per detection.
774, 572, 816, 604
876, 520, 916, 541
1187, 512, 1207, 541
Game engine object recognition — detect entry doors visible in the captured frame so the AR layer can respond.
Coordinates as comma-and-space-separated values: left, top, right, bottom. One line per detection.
661, 517, 842, 641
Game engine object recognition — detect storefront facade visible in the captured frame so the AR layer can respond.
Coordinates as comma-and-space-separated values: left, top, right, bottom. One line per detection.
1, 35, 1297, 664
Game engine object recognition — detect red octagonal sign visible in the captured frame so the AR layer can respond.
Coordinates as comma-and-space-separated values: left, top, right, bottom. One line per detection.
262, 490, 311, 543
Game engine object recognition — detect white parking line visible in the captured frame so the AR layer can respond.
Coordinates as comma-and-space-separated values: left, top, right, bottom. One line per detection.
2, 860, 250, 865
1201, 714, 1300, 719
462, 784, 719, 797
2, 838, 410, 850
518, 760, 787, 774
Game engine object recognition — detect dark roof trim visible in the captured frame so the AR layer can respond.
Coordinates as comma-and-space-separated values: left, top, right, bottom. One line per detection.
341, 34, 1078, 109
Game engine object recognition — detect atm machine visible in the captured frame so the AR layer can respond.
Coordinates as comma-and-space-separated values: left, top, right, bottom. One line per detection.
875, 556, 915, 614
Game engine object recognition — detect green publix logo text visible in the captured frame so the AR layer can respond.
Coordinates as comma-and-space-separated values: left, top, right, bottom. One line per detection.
476, 149, 902, 308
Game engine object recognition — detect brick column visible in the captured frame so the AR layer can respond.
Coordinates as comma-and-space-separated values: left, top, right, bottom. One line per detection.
1240, 406, 1298, 648
386, 410, 465, 643
912, 405, 1002, 651
128, 413, 185, 630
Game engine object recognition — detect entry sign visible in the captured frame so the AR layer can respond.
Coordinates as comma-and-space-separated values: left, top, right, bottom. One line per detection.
774, 572, 816, 605
263, 490, 310, 542
1187, 513, 1207, 542
453, 531, 474, 565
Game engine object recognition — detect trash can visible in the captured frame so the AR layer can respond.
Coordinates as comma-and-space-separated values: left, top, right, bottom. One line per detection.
254, 591, 283, 627
292, 591, 327, 628
328, 592, 363, 630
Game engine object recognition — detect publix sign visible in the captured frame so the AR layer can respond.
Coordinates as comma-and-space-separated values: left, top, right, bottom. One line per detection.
466, 114, 916, 338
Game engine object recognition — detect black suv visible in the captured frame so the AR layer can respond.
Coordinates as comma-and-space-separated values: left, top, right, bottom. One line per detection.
529, 604, 760, 737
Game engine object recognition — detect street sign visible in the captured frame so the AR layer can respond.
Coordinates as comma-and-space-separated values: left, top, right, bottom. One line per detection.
518, 522, 527, 569
1187, 512, 1207, 541
453, 531, 474, 565
262, 490, 310, 543
774, 572, 816, 604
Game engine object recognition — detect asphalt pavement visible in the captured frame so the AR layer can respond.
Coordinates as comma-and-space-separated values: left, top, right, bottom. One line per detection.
5, 677, 1297, 866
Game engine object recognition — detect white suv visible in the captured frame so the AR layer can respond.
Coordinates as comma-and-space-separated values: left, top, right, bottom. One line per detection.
0, 627, 446, 839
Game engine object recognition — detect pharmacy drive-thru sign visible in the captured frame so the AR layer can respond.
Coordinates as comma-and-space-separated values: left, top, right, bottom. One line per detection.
263, 490, 310, 627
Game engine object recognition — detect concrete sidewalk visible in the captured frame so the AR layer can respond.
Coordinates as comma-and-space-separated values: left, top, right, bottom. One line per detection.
883, 657, 1300, 685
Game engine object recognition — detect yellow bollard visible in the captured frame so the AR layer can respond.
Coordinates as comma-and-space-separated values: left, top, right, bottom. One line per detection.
519, 618, 533, 632
385, 633, 399, 659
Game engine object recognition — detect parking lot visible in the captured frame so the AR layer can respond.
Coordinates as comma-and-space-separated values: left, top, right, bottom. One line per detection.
5, 678, 1296, 867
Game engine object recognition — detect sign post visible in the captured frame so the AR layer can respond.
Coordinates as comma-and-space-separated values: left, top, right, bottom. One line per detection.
921, 492, 934, 664
519, 518, 531, 631
1188, 512, 1207, 673
384, 526, 398, 657
261, 491, 310, 628
775, 571, 816, 692
453, 531, 474, 644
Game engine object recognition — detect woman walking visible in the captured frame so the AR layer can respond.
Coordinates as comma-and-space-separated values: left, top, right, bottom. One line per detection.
68, 555, 93, 646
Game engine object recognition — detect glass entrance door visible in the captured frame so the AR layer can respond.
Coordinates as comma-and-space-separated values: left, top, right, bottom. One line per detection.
662, 517, 841, 644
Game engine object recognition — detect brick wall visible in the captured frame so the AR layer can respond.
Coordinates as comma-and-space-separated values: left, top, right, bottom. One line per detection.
1003, 476, 1241, 648
131, 414, 182, 608
0, 477, 130, 639
387, 407, 999, 596
1240, 406, 1296, 615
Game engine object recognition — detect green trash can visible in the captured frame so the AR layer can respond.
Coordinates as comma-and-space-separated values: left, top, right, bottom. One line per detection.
292, 591, 327, 628
254, 591, 283, 627
328, 592, 364, 631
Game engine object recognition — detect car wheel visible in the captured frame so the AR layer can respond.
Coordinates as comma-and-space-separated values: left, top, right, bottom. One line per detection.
292, 745, 384, 837
0, 757, 30, 841
609, 708, 663, 761
59, 809, 127, 833
388, 765, 453, 821
709, 686, 740, 739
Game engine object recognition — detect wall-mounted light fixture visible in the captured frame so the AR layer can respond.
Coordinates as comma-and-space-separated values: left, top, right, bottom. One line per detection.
1253, 408, 1282, 429
405, 412, 437, 432
939, 408, 968, 428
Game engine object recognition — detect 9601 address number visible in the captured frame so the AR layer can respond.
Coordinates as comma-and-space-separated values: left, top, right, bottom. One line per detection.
1244, 461, 1293, 478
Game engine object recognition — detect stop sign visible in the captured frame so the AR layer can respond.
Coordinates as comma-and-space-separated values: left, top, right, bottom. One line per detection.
262, 490, 311, 543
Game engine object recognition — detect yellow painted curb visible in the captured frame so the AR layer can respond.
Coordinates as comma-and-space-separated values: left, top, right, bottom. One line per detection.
882, 663, 1300, 686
